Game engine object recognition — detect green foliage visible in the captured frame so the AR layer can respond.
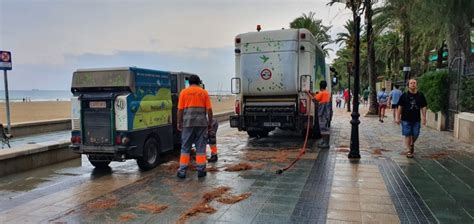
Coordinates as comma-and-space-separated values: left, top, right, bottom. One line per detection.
290, 12, 332, 55
460, 76, 474, 112
418, 70, 449, 113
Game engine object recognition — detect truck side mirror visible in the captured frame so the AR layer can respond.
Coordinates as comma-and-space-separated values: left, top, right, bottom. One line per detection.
231, 77, 241, 94
299, 75, 311, 92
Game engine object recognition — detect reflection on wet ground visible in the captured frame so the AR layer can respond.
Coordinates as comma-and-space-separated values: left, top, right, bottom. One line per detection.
0, 158, 82, 194
45, 124, 318, 223
3, 113, 472, 223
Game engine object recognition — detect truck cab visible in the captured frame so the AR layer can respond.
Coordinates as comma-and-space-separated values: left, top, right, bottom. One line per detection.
70, 67, 195, 170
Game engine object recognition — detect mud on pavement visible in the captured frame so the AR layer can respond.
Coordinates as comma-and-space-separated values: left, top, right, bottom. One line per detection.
49, 129, 318, 223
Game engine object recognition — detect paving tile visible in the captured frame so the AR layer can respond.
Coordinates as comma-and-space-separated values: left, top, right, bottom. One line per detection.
360, 202, 396, 214
218, 211, 259, 223
327, 209, 362, 222
332, 180, 359, 188
358, 182, 387, 190
267, 195, 300, 205
361, 212, 399, 223
331, 186, 359, 194
359, 188, 390, 196
4, 215, 47, 224
358, 195, 393, 205
328, 200, 361, 211
326, 219, 362, 224
330, 193, 360, 202
260, 203, 295, 216
28, 205, 70, 218
251, 214, 291, 224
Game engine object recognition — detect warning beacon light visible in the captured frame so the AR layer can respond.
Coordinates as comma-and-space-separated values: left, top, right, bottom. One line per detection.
257, 25, 262, 32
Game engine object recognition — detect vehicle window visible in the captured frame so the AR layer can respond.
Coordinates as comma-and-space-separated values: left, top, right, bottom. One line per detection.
171, 74, 177, 93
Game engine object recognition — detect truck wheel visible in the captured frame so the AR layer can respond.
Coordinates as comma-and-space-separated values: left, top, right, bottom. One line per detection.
88, 157, 111, 169
247, 131, 259, 137
247, 131, 268, 138
137, 138, 160, 171
258, 131, 269, 137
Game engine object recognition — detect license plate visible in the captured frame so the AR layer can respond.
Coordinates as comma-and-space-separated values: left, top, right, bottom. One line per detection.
89, 101, 106, 108
264, 122, 280, 127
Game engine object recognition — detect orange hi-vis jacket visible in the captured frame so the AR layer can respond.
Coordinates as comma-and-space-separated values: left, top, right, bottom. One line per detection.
314, 89, 330, 103
178, 86, 212, 127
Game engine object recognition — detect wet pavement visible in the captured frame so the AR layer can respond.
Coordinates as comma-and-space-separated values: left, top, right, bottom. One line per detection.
0, 107, 473, 223
2, 130, 69, 149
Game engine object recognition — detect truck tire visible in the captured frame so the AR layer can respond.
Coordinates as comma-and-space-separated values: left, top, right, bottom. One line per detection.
137, 137, 160, 171
247, 131, 269, 138
258, 131, 269, 137
247, 131, 258, 137
88, 157, 111, 169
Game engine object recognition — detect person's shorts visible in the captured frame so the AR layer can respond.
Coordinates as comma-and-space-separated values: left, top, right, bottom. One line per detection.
391, 104, 398, 109
401, 121, 421, 137
363, 97, 368, 101
379, 103, 387, 109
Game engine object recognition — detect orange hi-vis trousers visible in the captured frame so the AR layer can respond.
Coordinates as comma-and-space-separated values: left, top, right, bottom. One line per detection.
178, 126, 207, 174
210, 144, 218, 155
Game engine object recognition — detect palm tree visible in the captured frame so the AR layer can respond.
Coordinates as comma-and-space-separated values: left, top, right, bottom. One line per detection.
375, 32, 402, 80
335, 20, 355, 49
374, 0, 415, 81
364, 0, 378, 115
290, 11, 333, 56
413, 0, 473, 65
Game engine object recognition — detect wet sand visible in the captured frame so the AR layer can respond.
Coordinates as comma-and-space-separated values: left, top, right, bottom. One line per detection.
0, 96, 235, 124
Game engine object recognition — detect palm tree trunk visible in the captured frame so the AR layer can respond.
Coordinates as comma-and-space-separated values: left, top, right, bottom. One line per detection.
423, 50, 430, 73
394, 51, 400, 81
403, 25, 411, 83
446, 12, 473, 66
366, 0, 378, 115
436, 42, 444, 69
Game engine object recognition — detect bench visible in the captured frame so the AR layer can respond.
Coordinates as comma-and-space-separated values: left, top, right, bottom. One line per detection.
0, 124, 12, 149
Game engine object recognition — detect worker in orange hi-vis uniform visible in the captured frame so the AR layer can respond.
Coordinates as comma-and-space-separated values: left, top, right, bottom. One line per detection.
177, 75, 213, 178
305, 80, 332, 149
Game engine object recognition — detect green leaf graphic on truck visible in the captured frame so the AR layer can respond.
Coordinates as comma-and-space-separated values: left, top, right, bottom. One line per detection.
132, 88, 172, 129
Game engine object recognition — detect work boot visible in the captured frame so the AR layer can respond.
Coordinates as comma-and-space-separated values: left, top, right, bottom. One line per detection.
198, 170, 207, 178
207, 155, 218, 163
318, 135, 330, 149
177, 171, 186, 179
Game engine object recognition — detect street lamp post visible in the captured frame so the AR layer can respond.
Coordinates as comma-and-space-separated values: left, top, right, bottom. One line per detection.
330, 0, 362, 159
348, 0, 362, 159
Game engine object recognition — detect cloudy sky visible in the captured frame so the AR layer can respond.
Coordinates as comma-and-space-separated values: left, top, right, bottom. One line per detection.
0, 0, 351, 92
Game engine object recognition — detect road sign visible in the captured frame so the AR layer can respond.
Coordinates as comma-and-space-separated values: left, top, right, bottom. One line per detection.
0, 51, 12, 70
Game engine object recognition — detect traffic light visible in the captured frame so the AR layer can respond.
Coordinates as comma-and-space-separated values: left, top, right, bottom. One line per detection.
330, 67, 338, 86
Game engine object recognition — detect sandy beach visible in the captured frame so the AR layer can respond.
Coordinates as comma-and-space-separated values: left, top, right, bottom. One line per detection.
0, 96, 235, 124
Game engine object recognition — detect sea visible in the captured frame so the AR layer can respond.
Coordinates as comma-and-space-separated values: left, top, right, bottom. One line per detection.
0, 90, 72, 102
0, 90, 233, 102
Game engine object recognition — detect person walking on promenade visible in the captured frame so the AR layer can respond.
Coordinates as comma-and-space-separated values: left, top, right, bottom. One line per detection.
335, 92, 342, 108
388, 85, 403, 122
306, 80, 332, 149
207, 118, 219, 162
395, 79, 427, 158
343, 88, 350, 108
363, 88, 370, 107
177, 75, 213, 178
377, 87, 389, 122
